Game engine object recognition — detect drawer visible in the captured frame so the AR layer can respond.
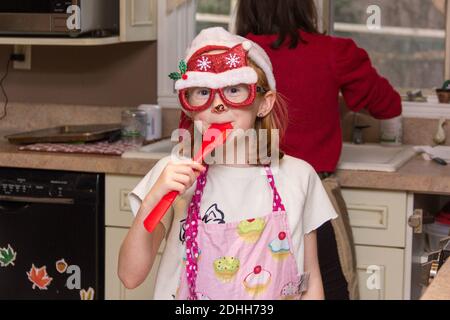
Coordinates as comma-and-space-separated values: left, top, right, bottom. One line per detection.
341, 189, 407, 248
106, 174, 143, 228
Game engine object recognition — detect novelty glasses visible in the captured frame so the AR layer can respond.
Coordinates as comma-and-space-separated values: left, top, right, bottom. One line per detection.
179, 83, 268, 112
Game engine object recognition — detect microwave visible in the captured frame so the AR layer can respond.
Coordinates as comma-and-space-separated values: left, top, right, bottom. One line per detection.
0, 0, 119, 37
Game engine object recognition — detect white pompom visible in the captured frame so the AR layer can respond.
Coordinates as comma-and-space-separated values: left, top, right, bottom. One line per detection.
242, 41, 252, 51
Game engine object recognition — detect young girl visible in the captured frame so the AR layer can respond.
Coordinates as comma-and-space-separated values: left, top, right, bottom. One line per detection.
118, 27, 337, 300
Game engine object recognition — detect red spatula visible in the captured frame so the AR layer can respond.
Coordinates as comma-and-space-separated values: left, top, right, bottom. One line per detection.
143, 122, 233, 233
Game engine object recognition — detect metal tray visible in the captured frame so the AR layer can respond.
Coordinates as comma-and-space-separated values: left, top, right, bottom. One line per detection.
5, 124, 122, 144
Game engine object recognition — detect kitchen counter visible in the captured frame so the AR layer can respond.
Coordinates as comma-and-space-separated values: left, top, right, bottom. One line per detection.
420, 259, 450, 300
0, 136, 157, 176
337, 156, 450, 195
2, 130, 450, 191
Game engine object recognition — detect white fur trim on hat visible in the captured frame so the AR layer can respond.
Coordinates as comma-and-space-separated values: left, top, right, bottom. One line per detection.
242, 41, 252, 51
175, 67, 258, 90
184, 27, 276, 91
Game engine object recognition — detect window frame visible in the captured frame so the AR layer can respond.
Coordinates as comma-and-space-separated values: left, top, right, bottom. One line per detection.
157, 0, 197, 109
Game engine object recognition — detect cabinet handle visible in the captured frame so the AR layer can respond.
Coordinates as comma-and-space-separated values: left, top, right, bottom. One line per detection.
408, 209, 423, 233
408, 209, 435, 234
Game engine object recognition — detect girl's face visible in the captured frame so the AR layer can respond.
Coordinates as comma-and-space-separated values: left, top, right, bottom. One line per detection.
190, 89, 275, 134
184, 51, 276, 134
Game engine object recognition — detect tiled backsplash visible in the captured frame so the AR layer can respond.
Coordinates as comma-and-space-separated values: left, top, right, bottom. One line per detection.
0, 103, 130, 134
2, 102, 449, 147
341, 110, 450, 146
0, 103, 181, 140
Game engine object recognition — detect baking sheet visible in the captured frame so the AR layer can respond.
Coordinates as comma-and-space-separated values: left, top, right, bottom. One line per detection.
5, 124, 122, 144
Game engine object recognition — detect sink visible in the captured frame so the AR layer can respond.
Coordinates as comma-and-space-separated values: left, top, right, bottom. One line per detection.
338, 143, 416, 172
121, 138, 176, 159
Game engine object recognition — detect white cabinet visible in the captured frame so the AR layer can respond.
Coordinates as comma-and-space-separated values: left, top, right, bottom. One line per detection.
341, 189, 407, 248
0, 0, 157, 46
120, 0, 157, 42
105, 174, 142, 228
105, 227, 164, 300
342, 188, 410, 300
105, 174, 164, 300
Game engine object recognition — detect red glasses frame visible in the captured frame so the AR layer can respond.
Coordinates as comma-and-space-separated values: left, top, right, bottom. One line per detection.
179, 83, 258, 112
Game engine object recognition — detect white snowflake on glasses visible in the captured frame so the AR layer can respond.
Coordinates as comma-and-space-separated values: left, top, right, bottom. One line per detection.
225, 53, 241, 69
196, 56, 212, 71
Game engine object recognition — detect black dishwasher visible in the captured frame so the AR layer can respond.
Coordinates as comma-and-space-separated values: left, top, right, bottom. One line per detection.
0, 168, 104, 300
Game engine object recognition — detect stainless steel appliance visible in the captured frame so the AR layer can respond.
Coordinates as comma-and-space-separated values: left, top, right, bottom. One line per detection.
0, 168, 104, 300
0, 0, 119, 37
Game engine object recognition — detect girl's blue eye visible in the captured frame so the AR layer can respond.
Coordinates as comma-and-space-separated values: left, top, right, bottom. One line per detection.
193, 88, 209, 97
227, 87, 240, 95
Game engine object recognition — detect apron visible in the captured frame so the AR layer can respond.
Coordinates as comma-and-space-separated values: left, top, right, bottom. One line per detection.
176, 165, 309, 300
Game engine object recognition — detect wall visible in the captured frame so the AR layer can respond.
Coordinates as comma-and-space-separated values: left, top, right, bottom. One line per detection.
0, 42, 157, 107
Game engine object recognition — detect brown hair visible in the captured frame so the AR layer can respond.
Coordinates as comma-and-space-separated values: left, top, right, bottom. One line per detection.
235, 0, 320, 49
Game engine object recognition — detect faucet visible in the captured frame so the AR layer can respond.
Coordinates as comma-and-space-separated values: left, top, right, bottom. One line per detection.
434, 117, 447, 145
351, 112, 371, 144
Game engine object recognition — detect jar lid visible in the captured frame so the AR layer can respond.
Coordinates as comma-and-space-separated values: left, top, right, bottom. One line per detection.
122, 109, 147, 117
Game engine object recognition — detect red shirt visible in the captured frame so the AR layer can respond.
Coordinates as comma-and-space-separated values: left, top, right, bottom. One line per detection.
246, 31, 402, 172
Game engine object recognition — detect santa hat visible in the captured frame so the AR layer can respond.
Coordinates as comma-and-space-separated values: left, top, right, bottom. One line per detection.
174, 27, 277, 130
174, 27, 276, 91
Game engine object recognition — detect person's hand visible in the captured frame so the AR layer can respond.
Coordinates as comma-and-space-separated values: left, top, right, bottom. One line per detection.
149, 160, 206, 200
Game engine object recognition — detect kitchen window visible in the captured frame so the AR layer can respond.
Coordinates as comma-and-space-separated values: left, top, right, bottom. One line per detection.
195, 0, 236, 34
160, 0, 450, 117
331, 0, 448, 96
194, 0, 448, 95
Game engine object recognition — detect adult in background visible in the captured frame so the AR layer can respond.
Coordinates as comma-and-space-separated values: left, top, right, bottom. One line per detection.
236, 0, 402, 300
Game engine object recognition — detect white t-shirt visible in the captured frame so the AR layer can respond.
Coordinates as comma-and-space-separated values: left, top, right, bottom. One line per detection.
128, 155, 337, 299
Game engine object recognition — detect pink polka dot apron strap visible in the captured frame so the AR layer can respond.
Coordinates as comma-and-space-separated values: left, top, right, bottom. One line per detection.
184, 164, 209, 300
264, 165, 286, 212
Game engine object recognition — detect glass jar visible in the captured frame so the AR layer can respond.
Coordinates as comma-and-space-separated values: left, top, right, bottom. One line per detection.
121, 110, 147, 147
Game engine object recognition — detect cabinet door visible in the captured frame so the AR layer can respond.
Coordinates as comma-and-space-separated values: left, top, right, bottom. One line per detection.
120, 0, 157, 41
105, 174, 142, 228
356, 245, 404, 300
105, 227, 164, 300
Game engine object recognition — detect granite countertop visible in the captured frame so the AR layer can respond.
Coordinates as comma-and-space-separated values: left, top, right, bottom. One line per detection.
0, 132, 157, 176
336, 156, 450, 195
2, 130, 450, 194
421, 259, 450, 300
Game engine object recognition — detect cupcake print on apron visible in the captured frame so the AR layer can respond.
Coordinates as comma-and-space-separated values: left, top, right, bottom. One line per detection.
176, 165, 309, 300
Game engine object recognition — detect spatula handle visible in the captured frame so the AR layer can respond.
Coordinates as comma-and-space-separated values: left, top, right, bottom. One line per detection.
143, 190, 179, 233
143, 122, 233, 233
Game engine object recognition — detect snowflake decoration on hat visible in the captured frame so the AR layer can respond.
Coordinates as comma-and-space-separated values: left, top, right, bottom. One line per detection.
225, 53, 241, 69
196, 56, 212, 71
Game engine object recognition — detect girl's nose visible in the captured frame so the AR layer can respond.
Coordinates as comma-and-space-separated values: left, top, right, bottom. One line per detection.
212, 104, 228, 114
211, 92, 228, 114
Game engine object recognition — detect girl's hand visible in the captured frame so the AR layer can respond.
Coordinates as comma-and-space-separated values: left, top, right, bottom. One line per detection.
148, 160, 206, 200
